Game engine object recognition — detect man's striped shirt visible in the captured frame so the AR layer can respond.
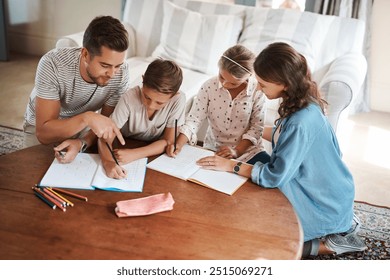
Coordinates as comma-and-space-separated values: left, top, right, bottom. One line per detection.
24, 47, 130, 125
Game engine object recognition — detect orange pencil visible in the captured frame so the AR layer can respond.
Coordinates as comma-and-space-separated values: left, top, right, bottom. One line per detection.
41, 187, 67, 207
47, 188, 74, 207
33, 187, 66, 212
51, 187, 88, 202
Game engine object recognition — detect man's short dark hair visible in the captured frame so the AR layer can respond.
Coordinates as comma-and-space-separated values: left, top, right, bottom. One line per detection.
83, 16, 129, 57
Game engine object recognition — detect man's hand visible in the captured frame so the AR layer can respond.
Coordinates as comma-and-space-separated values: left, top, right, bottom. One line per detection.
85, 112, 125, 145
54, 139, 83, 163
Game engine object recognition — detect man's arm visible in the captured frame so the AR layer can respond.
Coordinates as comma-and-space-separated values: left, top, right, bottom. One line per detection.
35, 97, 124, 145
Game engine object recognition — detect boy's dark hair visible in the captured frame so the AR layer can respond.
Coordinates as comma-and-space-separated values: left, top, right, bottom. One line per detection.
143, 59, 183, 94
83, 16, 129, 57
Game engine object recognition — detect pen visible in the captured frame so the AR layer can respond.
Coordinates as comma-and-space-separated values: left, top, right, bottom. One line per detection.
58, 150, 65, 158
106, 142, 119, 165
54, 145, 65, 158
174, 119, 178, 152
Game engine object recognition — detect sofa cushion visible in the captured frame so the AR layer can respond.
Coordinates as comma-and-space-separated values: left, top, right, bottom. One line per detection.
239, 7, 365, 76
152, 1, 244, 75
123, 0, 246, 58
239, 8, 323, 71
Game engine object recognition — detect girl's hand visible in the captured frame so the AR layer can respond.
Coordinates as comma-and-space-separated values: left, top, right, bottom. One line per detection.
216, 146, 238, 159
196, 155, 234, 172
165, 143, 183, 158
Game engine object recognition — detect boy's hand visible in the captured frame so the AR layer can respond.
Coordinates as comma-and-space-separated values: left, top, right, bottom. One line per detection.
102, 160, 127, 179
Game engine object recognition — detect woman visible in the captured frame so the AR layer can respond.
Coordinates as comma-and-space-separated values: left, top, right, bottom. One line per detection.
196, 42, 366, 257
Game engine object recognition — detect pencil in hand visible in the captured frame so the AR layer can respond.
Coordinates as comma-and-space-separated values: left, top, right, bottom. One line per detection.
174, 119, 178, 152
106, 142, 120, 165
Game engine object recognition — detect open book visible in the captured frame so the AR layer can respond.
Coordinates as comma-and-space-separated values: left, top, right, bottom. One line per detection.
39, 153, 147, 192
146, 145, 247, 195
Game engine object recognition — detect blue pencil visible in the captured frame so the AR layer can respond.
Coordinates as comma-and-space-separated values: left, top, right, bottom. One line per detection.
34, 189, 56, 210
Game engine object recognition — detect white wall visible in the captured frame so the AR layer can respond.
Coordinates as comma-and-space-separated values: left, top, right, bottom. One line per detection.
370, 0, 390, 112
5, 0, 122, 56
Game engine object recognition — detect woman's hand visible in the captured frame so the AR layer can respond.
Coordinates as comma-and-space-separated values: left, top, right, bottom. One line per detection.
196, 155, 235, 172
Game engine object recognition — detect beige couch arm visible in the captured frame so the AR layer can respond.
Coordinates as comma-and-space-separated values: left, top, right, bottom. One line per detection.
319, 53, 367, 131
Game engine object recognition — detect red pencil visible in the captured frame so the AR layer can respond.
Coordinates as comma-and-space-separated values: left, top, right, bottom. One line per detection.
51, 187, 88, 202
41, 187, 67, 207
33, 187, 66, 212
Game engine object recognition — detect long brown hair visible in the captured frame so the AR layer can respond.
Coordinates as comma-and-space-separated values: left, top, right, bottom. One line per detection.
254, 42, 326, 123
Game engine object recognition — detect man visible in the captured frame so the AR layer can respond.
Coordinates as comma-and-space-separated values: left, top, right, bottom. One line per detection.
24, 15, 130, 163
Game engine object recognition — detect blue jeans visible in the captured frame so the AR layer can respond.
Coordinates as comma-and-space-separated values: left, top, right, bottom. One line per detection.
247, 151, 270, 165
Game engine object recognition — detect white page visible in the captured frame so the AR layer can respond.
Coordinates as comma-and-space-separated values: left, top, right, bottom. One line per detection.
40, 153, 100, 189
91, 157, 147, 192
147, 144, 214, 179
189, 168, 248, 195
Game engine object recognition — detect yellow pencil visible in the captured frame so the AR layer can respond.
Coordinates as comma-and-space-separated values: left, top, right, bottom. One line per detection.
47, 187, 74, 207
32, 187, 66, 212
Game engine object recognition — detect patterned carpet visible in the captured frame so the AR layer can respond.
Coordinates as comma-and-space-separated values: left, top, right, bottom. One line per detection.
0, 126, 27, 156
1, 126, 389, 260
305, 202, 390, 260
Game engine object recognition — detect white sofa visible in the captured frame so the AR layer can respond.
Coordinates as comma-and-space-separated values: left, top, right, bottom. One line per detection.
56, 0, 367, 149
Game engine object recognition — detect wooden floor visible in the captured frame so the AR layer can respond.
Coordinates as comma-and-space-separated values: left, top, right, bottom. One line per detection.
1, 52, 389, 207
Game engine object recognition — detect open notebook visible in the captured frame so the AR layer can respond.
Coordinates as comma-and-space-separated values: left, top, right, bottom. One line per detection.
146, 145, 247, 195
39, 153, 147, 192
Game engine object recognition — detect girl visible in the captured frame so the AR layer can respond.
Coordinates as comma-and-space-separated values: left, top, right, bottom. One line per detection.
167, 45, 268, 164
196, 42, 366, 258
99, 58, 185, 179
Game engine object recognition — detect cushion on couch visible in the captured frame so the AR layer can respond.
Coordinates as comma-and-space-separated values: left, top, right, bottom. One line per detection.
152, 1, 244, 75
122, 0, 246, 58
239, 6, 365, 79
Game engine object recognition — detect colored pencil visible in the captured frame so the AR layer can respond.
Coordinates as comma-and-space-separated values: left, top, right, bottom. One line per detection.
41, 187, 67, 207
33, 189, 56, 210
47, 188, 74, 207
51, 187, 88, 202
33, 187, 66, 212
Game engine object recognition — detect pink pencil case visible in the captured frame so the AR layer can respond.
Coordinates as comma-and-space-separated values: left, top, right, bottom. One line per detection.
115, 192, 175, 217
